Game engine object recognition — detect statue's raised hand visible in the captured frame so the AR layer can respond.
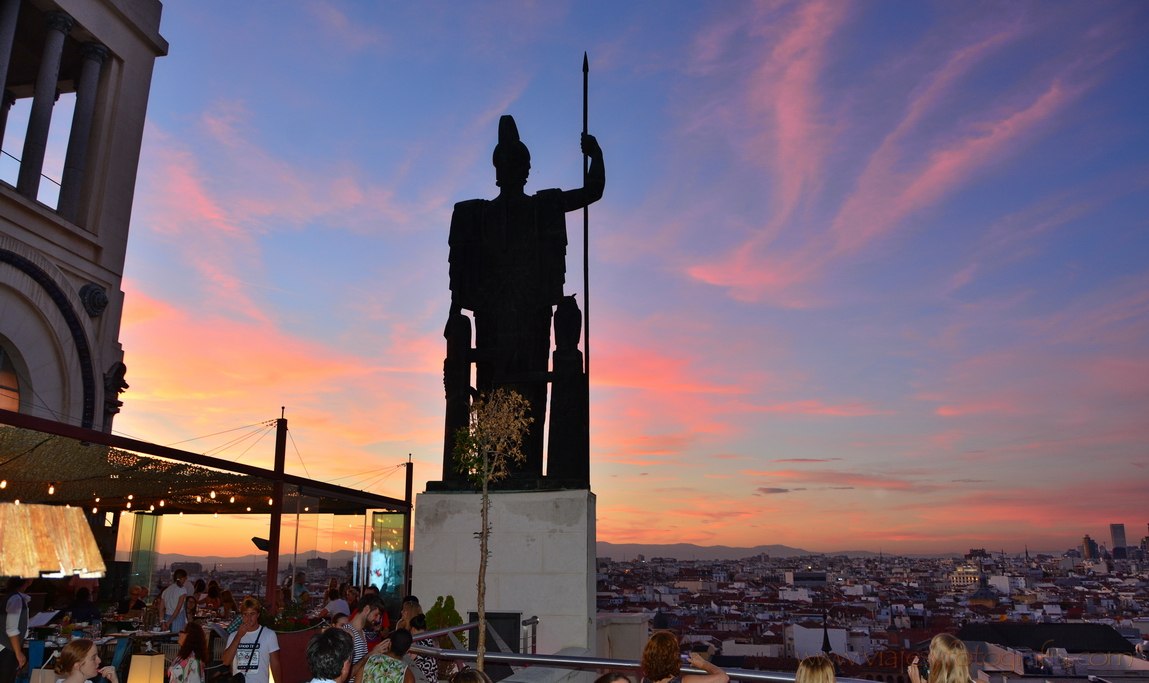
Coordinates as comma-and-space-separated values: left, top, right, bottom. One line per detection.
581, 133, 602, 160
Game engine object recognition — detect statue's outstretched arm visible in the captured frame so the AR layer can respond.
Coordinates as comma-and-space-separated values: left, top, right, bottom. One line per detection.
562, 133, 605, 211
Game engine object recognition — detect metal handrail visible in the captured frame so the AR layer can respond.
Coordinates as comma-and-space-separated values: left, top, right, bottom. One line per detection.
409, 626, 871, 683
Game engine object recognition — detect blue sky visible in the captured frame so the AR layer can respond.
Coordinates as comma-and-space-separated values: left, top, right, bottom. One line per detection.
111, 1, 1149, 555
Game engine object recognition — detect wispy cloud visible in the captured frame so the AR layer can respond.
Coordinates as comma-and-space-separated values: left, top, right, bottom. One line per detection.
684, 8, 1097, 306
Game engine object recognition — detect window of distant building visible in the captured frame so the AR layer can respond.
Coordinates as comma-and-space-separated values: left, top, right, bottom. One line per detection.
0, 344, 20, 411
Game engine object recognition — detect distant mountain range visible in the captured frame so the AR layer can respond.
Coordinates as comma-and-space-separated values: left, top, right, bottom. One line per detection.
141, 550, 359, 572
145, 544, 877, 570
143, 542, 1008, 570
595, 541, 882, 560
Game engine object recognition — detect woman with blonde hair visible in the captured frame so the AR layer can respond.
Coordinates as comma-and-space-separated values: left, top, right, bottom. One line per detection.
55, 639, 118, 683
908, 634, 971, 683
796, 655, 835, 683
641, 631, 727, 683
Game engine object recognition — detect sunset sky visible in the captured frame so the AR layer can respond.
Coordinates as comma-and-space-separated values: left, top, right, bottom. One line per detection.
106, 1, 1149, 557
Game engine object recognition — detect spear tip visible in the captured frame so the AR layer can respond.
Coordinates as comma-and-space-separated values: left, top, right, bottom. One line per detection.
583, 52, 589, 72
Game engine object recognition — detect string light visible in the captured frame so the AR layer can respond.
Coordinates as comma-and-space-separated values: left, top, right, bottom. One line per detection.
268, 498, 273, 506
229, 496, 235, 504
94, 497, 100, 503
159, 500, 165, 507
0, 480, 6, 489
209, 490, 216, 499
148, 505, 155, 512
48, 482, 56, 495
245, 506, 252, 512
91, 507, 97, 514
126, 501, 131, 509
127, 494, 133, 500
196, 495, 202, 503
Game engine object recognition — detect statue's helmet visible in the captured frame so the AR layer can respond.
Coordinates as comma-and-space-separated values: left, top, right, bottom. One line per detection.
493, 115, 531, 188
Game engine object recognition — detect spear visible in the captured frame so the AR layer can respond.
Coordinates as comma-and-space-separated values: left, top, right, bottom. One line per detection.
582, 52, 590, 379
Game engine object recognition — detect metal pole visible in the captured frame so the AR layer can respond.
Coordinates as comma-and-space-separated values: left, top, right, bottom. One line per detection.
582, 52, 590, 378
404, 454, 414, 595
266, 409, 287, 613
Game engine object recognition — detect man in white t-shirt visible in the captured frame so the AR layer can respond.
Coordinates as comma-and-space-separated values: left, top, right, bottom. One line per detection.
161, 569, 190, 633
223, 597, 281, 683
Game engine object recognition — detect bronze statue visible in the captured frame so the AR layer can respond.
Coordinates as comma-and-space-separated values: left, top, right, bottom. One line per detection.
443, 115, 604, 484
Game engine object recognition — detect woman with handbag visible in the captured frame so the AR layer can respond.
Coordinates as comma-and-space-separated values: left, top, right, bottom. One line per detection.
169, 622, 207, 683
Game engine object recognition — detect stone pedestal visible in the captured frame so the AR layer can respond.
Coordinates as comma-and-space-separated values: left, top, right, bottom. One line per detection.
413, 489, 595, 655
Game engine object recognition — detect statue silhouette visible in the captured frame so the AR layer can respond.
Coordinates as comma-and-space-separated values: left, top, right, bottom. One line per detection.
443, 115, 604, 483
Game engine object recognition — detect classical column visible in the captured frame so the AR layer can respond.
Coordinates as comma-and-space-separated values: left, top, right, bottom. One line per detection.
0, 90, 14, 150
0, 0, 19, 151
17, 11, 74, 200
0, 0, 19, 97
58, 42, 107, 222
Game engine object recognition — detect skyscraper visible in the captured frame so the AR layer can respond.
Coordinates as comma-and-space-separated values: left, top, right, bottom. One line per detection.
1110, 524, 1128, 560
1082, 534, 1098, 560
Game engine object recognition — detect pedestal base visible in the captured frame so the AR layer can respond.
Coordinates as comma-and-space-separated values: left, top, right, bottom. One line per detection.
413, 489, 595, 655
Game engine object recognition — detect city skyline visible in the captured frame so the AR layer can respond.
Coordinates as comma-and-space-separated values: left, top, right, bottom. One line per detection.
34, 2, 1146, 555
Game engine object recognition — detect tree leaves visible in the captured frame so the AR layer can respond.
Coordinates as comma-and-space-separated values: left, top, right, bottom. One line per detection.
452, 388, 533, 487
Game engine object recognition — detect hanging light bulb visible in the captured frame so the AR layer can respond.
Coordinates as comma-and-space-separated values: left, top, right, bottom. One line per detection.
268, 498, 273, 506
126, 501, 132, 509
94, 497, 100, 503
209, 490, 216, 499
229, 496, 235, 504
127, 494, 134, 500
159, 499, 165, 507
91, 507, 97, 514
0, 479, 7, 489
48, 482, 56, 495
246, 506, 252, 512
196, 495, 202, 503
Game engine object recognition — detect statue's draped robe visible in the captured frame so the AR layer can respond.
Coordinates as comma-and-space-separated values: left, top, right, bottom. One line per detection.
448, 188, 567, 478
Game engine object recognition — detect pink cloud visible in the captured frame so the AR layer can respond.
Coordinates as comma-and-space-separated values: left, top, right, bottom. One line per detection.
750, 0, 847, 223
740, 399, 888, 417
116, 285, 442, 490
742, 468, 923, 492
684, 16, 1089, 306
833, 80, 1077, 256
306, 0, 383, 52
935, 400, 1018, 417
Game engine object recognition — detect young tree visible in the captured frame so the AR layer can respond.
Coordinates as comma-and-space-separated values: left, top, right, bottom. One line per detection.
452, 388, 532, 671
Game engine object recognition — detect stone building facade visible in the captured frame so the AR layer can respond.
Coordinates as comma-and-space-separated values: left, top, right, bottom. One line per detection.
0, 0, 166, 430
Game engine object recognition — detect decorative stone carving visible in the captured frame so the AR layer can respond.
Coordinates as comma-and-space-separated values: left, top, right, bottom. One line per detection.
79, 283, 108, 316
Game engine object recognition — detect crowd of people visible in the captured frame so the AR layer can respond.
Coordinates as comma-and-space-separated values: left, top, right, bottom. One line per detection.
4, 573, 980, 683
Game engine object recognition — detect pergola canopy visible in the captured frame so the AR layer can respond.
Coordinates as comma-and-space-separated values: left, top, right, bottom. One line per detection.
0, 408, 409, 516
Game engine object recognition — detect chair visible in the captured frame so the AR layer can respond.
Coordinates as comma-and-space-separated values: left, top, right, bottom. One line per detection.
109, 636, 133, 680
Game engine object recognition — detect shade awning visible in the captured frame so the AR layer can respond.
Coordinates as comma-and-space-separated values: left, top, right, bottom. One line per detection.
0, 409, 409, 516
